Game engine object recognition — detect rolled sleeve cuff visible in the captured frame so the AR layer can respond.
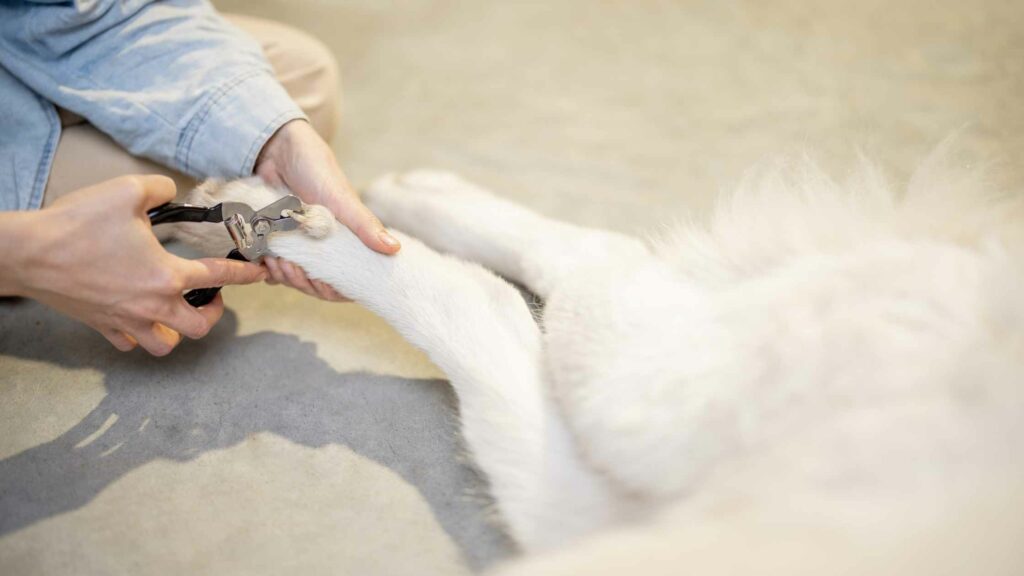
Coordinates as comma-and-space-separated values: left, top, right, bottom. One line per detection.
176, 69, 307, 179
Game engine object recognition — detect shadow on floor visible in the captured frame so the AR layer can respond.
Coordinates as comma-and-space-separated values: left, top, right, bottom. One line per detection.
0, 300, 515, 570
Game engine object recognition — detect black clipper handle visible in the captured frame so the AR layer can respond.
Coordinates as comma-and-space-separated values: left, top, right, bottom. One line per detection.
148, 203, 248, 308
148, 202, 224, 225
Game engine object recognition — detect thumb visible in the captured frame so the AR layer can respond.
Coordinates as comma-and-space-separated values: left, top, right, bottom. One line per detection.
328, 195, 401, 255
182, 257, 268, 289
136, 174, 178, 210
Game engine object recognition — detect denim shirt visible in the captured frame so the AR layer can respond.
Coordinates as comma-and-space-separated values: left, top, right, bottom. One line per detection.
0, 0, 306, 211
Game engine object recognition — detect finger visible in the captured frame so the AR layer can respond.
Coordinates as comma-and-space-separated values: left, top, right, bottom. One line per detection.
192, 292, 226, 331
311, 279, 336, 300
182, 257, 268, 289
311, 279, 350, 302
263, 257, 287, 285
129, 322, 181, 357
279, 260, 319, 297
159, 300, 216, 340
100, 328, 138, 352
328, 195, 401, 255
135, 174, 178, 210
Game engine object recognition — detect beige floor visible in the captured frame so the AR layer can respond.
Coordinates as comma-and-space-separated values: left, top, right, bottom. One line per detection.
1, 1, 1022, 574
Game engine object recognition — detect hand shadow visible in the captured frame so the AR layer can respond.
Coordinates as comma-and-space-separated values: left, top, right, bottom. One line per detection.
0, 299, 514, 569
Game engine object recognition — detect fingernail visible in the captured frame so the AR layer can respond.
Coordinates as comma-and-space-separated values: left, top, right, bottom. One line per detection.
379, 230, 401, 250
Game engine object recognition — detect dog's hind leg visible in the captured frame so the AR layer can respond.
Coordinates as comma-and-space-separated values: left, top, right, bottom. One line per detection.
363, 171, 650, 298
267, 220, 619, 551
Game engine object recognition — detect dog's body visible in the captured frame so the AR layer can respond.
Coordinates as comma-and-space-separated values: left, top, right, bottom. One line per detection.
176, 146, 1024, 574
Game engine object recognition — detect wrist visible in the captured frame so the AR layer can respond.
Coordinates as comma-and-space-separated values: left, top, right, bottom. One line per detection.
254, 119, 310, 181
0, 211, 46, 296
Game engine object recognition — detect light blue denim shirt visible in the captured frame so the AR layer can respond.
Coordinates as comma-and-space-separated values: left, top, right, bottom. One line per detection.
0, 0, 306, 211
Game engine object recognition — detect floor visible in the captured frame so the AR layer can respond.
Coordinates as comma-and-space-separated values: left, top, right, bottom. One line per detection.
1, 1, 1022, 574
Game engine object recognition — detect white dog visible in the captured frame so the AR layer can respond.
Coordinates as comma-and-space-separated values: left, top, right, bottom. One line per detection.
175, 143, 1024, 575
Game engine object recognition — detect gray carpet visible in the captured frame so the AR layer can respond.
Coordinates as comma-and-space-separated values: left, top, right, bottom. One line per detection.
2, 1, 1022, 574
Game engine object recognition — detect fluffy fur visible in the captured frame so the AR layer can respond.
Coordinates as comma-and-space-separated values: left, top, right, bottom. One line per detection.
173, 145, 1024, 574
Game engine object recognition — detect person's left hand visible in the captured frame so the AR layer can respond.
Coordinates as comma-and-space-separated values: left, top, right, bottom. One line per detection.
253, 119, 400, 301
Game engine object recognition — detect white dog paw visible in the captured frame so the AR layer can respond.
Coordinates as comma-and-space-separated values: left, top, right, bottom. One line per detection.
364, 170, 449, 224
365, 169, 494, 220
287, 204, 335, 239
396, 169, 472, 190
368, 170, 490, 201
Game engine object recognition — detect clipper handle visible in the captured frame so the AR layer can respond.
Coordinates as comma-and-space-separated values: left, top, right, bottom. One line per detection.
147, 202, 246, 308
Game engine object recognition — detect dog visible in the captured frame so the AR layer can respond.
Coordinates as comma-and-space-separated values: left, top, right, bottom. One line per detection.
173, 142, 1024, 575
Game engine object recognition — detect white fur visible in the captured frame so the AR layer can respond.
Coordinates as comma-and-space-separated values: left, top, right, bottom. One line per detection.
174, 144, 1024, 574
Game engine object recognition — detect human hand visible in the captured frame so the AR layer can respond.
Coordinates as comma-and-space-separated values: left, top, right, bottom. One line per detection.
5, 176, 267, 355
260, 255, 351, 302
254, 119, 399, 301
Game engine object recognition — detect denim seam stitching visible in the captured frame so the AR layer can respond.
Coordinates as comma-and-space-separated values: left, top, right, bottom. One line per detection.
175, 68, 263, 176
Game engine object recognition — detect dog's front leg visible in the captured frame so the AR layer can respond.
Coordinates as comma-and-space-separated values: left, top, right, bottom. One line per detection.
268, 219, 618, 551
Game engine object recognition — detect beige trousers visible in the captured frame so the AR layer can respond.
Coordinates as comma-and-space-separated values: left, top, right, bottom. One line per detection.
42, 14, 339, 206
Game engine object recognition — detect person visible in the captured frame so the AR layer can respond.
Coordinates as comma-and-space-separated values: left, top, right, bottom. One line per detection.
0, 1, 401, 356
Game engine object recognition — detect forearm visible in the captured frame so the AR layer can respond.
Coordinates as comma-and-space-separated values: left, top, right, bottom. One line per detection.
0, 0, 305, 179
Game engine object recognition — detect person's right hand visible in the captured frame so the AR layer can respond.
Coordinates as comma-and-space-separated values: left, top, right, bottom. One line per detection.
9, 175, 267, 355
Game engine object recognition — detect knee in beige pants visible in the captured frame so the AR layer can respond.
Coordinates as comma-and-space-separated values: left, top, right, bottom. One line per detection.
43, 14, 340, 206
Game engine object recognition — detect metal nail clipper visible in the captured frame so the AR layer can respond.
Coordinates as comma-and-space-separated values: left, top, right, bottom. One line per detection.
147, 195, 305, 307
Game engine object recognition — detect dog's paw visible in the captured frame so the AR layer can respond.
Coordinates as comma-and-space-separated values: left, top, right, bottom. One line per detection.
288, 204, 334, 239
364, 170, 494, 225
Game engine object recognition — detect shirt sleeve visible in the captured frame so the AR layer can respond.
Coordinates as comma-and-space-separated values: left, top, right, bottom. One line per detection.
0, 0, 307, 180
